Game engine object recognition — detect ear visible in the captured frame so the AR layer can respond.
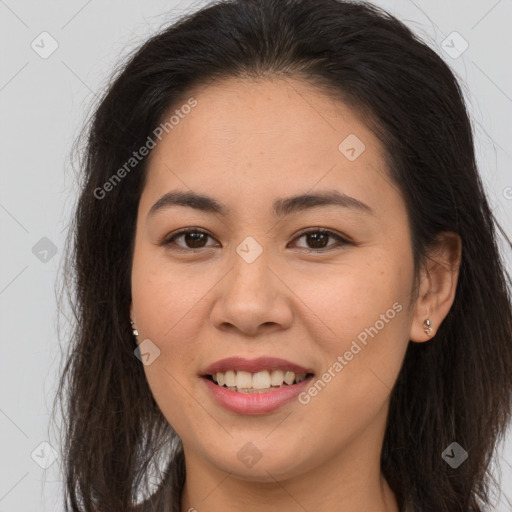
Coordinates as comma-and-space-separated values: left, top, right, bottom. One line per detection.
130, 302, 134, 324
409, 231, 462, 343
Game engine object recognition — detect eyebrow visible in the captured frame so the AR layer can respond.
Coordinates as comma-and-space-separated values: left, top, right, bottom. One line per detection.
147, 189, 374, 219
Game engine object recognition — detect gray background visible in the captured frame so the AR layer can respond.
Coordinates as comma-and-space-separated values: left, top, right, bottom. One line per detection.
0, 0, 511, 510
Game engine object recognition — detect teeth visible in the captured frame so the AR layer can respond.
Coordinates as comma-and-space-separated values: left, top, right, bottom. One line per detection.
235, 371, 253, 389
224, 370, 236, 387
270, 369, 284, 386
209, 369, 309, 392
252, 370, 271, 389
284, 371, 295, 385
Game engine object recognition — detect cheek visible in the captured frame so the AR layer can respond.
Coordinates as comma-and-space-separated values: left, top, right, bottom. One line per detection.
300, 255, 410, 346
130, 250, 208, 414
297, 258, 412, 413
131, 244, 208, 340
133, 275, 206, 433
133, 274, 205, 371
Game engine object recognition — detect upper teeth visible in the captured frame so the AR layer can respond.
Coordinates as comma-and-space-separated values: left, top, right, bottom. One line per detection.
211, 370, 308, 390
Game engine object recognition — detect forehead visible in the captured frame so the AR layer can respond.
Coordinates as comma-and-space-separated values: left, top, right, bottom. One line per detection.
141, 77, 402, 221
154, 76, 381, 162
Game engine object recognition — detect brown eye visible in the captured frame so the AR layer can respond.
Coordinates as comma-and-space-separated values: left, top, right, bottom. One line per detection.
162, 227, 351, 253
163, 228, 216, 250
291, 229, 351, 252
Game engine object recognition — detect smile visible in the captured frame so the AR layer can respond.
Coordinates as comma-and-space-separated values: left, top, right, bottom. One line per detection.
205, 369, 312, 393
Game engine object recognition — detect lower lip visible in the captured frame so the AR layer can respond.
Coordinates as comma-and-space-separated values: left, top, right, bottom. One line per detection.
201, 375, 314, 415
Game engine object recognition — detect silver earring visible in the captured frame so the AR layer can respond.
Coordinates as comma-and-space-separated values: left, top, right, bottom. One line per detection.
424, 318, 433, 336
130, 320, 138, 337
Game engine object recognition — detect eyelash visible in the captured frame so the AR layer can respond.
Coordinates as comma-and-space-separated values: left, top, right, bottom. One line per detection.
161, 227, 351, 253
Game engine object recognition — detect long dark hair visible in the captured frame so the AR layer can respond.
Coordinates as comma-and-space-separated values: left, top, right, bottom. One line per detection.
53, 0, 512, 510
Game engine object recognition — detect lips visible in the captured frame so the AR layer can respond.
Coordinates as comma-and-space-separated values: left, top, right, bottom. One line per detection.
201, 375, 314, 414
200, 356, 315, 376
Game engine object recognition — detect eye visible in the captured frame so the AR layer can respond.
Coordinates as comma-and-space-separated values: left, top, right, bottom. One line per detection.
290, 228, 351, 253
161, 227, 351, 253
161, 227, 217, 251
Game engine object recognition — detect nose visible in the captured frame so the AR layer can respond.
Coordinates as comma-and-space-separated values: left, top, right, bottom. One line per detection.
209, 248, 293, 337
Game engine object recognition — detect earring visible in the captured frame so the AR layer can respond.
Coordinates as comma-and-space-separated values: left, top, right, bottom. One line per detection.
130, 320, 138, 337
423, 318, 433, 336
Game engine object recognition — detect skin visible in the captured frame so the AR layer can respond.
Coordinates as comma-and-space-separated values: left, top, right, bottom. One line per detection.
130, 77, 461, 512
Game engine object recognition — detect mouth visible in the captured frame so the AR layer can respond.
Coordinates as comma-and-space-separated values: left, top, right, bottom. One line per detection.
202, 370, 315, 394
200, 365, 316, 414
200, 356, 315, 395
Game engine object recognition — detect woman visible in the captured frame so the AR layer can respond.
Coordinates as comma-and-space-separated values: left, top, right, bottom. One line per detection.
54, 0, 512, 511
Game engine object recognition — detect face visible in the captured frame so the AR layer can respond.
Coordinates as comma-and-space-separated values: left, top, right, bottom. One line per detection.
130, 77, 417, 483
